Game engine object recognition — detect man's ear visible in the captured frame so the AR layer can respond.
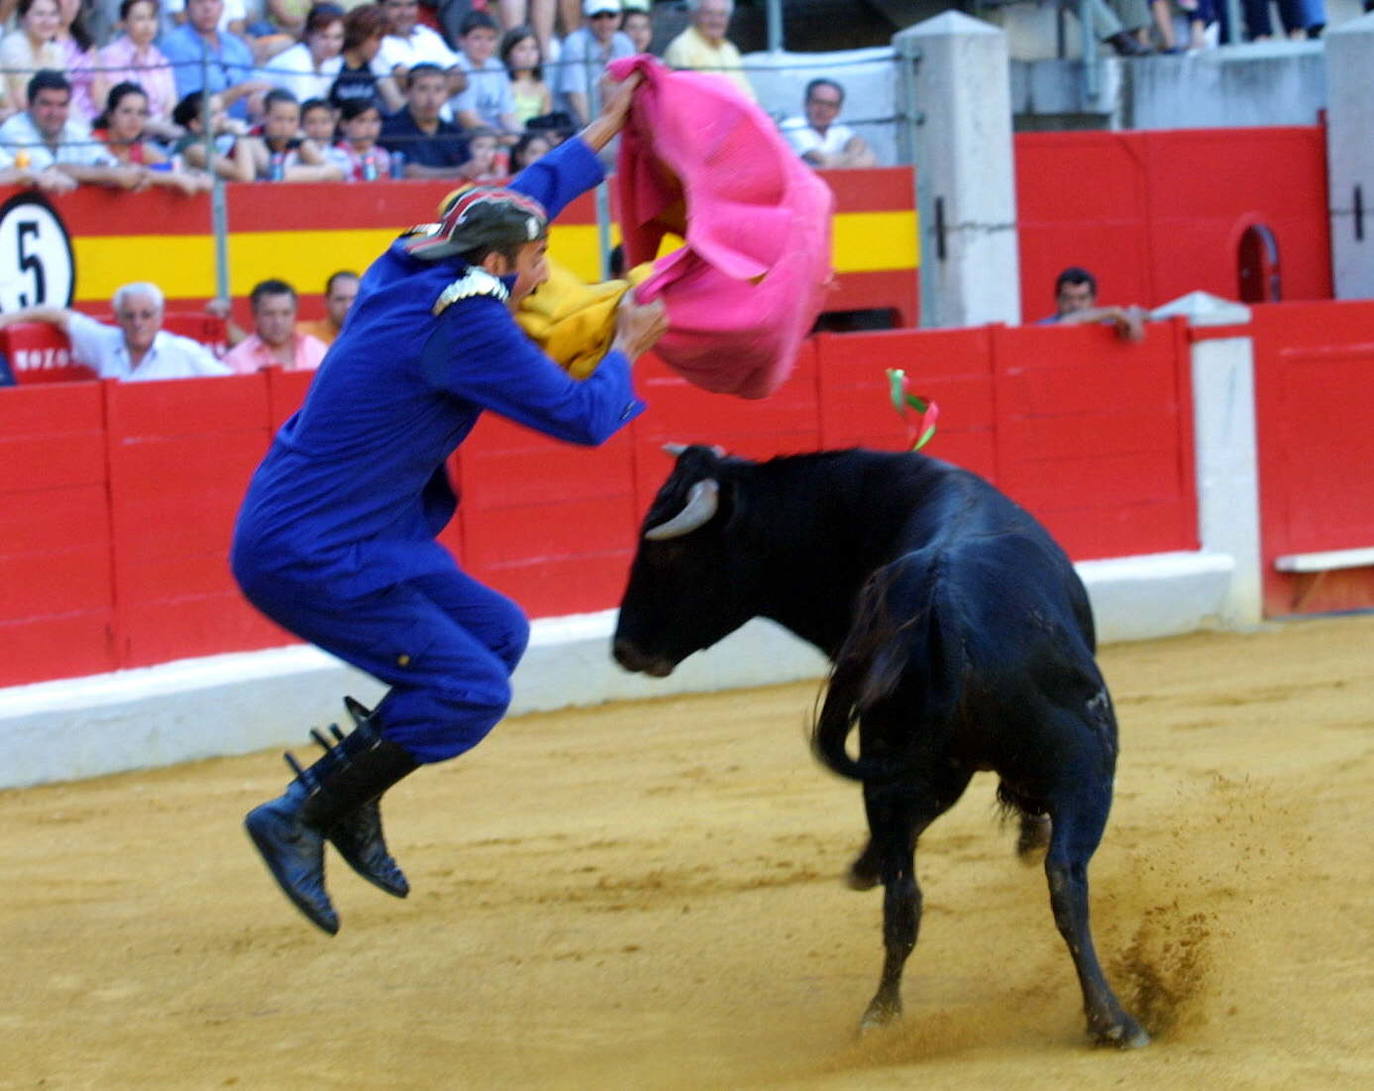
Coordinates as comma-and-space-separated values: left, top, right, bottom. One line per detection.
479, 252, 511, 277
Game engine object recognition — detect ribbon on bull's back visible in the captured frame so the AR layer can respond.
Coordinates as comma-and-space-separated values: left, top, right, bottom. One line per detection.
887, 368, 938, 451
608, 54, 835, 399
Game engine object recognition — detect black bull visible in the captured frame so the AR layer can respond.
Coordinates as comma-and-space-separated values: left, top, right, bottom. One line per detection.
613, 445, 1148, 1048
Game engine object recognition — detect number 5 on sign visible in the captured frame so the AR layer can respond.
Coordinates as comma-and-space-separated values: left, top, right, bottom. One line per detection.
0, 194, 74, 311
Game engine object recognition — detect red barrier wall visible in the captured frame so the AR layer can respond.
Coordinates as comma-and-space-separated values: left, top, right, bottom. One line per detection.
0, 320, 1203, 687
1016, 127, 1332, 317
1251, 300, 1374, 616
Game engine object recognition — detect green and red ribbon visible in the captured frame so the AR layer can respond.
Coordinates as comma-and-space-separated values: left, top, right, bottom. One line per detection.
886, 368, 939, 452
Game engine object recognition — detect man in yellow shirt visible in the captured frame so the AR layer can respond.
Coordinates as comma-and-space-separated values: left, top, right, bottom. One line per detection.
662, 0, 755, 102
296, 270, 359, 346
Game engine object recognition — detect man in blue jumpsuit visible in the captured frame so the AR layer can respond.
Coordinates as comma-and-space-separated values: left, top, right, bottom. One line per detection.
235, 74, 667, 935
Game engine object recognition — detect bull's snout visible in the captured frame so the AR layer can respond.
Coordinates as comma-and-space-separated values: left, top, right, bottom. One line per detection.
613, 637, 676, 678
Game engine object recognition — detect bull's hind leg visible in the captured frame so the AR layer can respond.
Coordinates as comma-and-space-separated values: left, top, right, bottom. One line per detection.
1044, 791, 1150, 1048
857, 766, 972, 1034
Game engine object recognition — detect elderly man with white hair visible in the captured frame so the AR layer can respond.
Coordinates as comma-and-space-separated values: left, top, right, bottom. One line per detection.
662, 0, 754, 101
0, 282, 230, 381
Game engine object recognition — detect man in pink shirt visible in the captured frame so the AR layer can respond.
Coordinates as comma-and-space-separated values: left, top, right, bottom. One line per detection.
224, 278, 329, 373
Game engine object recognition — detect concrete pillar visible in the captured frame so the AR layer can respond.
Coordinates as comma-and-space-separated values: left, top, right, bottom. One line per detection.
1324, 14, 1374, 300
1151, 291, 1262, 628
894, 13, 1020, 329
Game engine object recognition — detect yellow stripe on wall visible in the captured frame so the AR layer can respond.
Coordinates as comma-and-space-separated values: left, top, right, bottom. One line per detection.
71, 211, 918, 302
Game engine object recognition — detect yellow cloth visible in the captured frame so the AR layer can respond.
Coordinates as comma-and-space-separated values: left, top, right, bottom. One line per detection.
516, 259, 653, 379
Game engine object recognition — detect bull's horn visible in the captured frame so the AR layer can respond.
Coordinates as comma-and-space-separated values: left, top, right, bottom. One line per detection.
644, 479, 720, 541
661, 442, 728, 459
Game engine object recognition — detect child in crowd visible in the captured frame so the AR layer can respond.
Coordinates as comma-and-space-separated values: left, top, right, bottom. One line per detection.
332, 96, 393, 180
245, 86, 344, 180
462, 125, 506, 180
451, 10, 519, 141
509, 129, 550, 171
93, 81, 212, 193
499, 24, 551, 130
172, 90, 256, 181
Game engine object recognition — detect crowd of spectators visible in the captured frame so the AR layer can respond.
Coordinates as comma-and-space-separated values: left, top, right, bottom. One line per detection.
0, 0, 909, 195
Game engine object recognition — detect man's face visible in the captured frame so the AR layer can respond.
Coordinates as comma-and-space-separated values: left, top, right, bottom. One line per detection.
461, 26, 498, 65
589, 9, 620, 44
805, 84, 842, 133
492, 238, 550, 307
264, 100, 300, 141
116, 292, 162, 355
254, 292, 297, 347
325, 276, 358, 326
623, 12, 652, 52
1056, 280, 1096, 316
383, 0, 418, 36
30, 88, 70, 140
694, 0, 730, 43
187, 0, 223, 34
408, 73, 447, 121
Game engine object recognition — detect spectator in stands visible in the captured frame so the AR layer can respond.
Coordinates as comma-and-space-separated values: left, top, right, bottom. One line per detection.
379, 61, 473, 178
490, 0, 559, 63
780, 78, 876, 170
160, 0, 276, 118
461, 124, 503, 179
509, 127, 549, 170
0, 281, 231, 381
0, 70, 150, 187
450, 9, 518, 138
1060, 0, 1153, 55
376, 0, 461, 98
1041, 265, 1146, 341
621, 0, 652, 54
500, 24, 550, 130
296, 269, 357, 344
243, 86, 345, 178
171, 88, 257, 178
1243, 0, 1325, 40
557, 0, 635, 127
1, 0, 64, 114
332, 95, 392, 178
662, 0, 754, 101
163, 0, 295, 63
90, 0, 181, 140
93, 81, 213, 192
223, 277, 328, 372
259, 2, 344, 102
329, 3, 402, 114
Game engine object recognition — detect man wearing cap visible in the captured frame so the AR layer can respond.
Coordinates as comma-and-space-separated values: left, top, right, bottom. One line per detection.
234, 72, 666, 937
557, 0, 636, 127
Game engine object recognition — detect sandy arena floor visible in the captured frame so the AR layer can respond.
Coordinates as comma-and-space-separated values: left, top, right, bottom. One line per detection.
3, 614, 1373, 1089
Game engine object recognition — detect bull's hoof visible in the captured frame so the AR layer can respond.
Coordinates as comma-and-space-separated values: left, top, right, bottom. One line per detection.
857, 997, 901, 1036
1091, 1017, 1151, 1050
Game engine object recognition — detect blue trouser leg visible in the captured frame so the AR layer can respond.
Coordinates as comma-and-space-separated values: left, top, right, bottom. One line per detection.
240, 565, 530, 764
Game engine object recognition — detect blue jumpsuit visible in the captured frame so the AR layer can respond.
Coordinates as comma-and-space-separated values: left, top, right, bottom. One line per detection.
230, 138, 644, 763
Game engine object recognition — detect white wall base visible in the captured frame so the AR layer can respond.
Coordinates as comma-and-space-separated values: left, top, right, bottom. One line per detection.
0, 550, 1235, 789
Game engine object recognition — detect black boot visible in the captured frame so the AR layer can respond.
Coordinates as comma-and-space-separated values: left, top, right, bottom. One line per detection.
244, 711, 419, 935
329, 697, 414, 898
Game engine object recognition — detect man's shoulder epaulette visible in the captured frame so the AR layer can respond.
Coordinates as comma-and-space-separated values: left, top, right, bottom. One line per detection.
433, 268, 509, 316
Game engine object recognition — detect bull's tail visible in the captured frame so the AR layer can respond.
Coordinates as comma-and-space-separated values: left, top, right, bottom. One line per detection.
811, 553, 959, 783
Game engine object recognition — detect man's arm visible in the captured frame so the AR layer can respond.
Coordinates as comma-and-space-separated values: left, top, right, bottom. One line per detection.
840, 133, 876, 168
1056, 304, 1146, 342
0, 306, 73, 333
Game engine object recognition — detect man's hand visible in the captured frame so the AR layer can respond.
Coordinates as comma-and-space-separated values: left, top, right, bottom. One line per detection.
32, 167, 76, 194
581, 71, 643, 152
611, 292, 667, 361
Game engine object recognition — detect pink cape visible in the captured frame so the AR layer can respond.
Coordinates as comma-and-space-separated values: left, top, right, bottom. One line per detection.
608, 55, 835, 399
